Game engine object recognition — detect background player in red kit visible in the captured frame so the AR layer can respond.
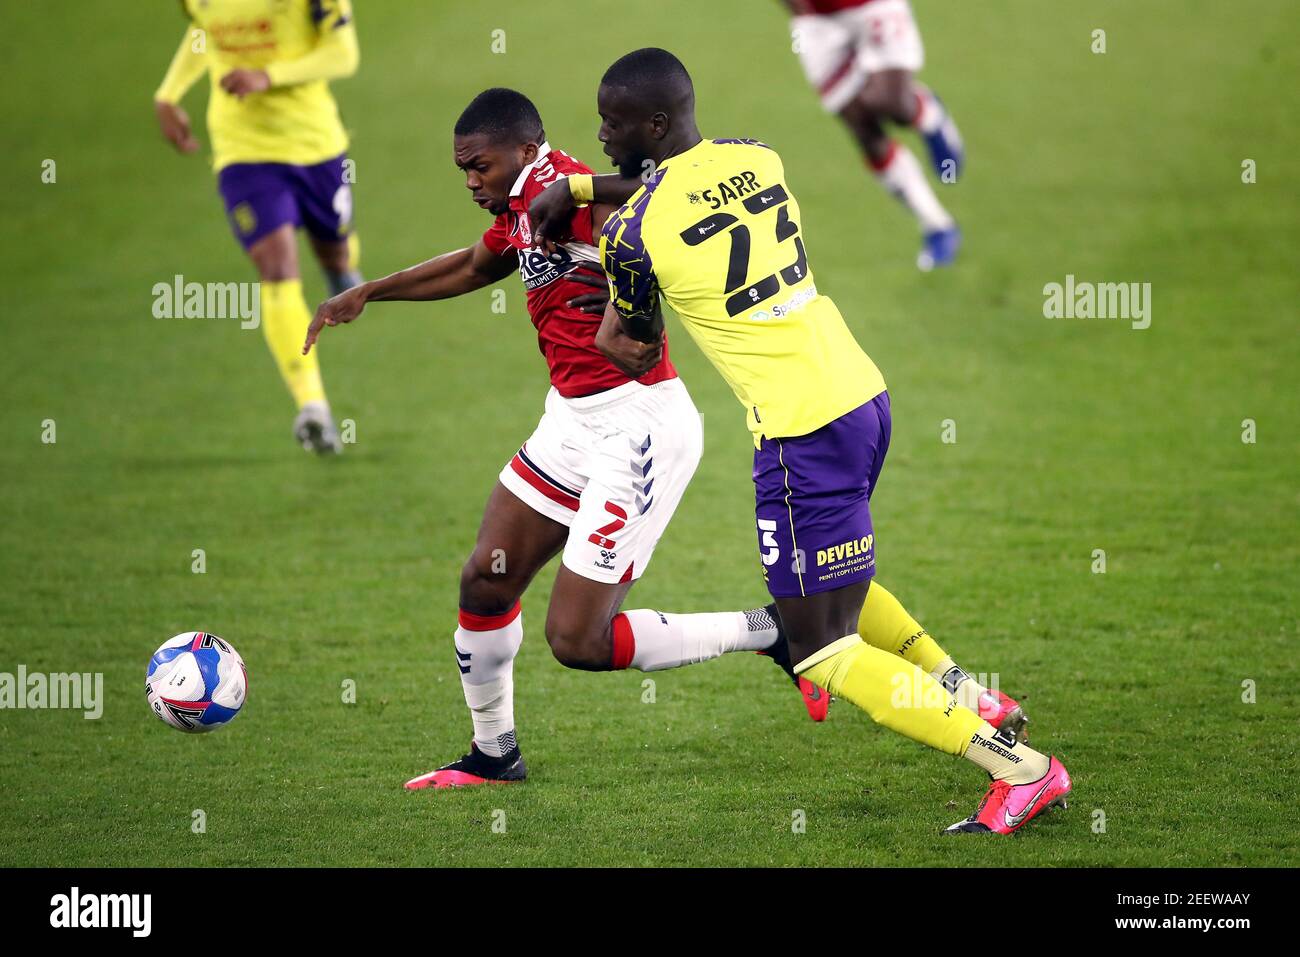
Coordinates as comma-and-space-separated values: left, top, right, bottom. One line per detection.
304, 88, 826, 788
783, 0, 965, 269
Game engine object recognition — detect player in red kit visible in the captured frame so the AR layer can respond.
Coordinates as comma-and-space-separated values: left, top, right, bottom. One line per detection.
304, 88, 828, 789
783, 0, 964, 269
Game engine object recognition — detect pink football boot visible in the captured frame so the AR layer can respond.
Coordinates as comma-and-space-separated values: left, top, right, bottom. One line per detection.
944, 756, 1072, 835
405, 741, 527, 790
979, 688, 1028, 743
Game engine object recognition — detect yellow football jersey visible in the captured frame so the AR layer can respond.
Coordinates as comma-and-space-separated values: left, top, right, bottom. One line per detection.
156, 0, 357, 170
600, 139, 886, 444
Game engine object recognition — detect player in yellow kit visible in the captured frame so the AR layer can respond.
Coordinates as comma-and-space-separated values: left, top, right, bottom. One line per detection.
153, 0, 361, 453
529, 48, 1072, 834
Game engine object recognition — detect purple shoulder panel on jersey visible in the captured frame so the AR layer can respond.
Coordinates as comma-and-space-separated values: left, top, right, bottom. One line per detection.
600, 168, 670, 324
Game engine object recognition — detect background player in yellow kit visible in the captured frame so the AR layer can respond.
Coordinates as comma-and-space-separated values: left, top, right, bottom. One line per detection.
153, 0, 362, 453
531, 48, 1072, 834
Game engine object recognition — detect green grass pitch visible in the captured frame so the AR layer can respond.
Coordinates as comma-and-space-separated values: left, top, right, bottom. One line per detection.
1, 0, 1297, 866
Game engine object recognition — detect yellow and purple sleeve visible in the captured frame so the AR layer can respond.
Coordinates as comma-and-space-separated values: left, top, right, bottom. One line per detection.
599, 188, 661, 327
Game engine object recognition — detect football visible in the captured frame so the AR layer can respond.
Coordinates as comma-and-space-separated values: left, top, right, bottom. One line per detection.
145, 632, 248, 733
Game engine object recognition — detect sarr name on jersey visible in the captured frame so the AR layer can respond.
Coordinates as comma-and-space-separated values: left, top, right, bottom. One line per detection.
689, 170, 761, 210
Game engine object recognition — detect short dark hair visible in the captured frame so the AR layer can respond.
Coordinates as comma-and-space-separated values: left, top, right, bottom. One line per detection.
454, 88, 545, 145
600, 48, 694, 107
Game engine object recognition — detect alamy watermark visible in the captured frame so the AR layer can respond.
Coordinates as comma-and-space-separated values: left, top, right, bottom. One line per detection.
152, 275, 260, 329
891, 668, 1000, 710
50, 887, 150, 937
0, 666, 103, 718
1043, 274, 1151, 329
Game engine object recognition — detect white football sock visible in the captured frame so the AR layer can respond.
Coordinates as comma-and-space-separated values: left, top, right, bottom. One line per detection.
615, 609, 775, 672
454, 604, 524, 757
964, 721, 1050, 784
871, 142, 954, 234
931, 656, 991, 715
912, 84, 945, 134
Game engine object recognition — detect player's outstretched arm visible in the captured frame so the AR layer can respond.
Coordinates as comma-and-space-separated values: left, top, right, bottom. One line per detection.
529, 174, 644, 252
303, 241, 516, 354
153, 28, 206, 154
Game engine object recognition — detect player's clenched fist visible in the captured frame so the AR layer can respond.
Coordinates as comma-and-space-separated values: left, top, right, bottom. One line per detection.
154, 101, 199, 154
527, 179, 576, 255
303, 286, 368, 354
594, 304, 662, 378
220, 68, 271, 98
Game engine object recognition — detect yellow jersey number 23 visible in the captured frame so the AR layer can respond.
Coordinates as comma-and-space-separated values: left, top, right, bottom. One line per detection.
677, 182, 808, 318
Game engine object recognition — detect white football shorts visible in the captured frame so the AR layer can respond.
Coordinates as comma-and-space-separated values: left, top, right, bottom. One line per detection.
499, 377, 703, 585
792, 0, 925, 113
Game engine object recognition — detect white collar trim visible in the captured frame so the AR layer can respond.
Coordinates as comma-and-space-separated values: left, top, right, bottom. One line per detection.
510, 141, 552, 197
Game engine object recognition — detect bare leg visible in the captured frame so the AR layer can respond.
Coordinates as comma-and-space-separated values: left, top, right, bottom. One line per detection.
309, 234, 362, 296
543, 565, 636, 672
774, 580, 871, 667
459, 481, 569, 617
247, 222, 299, 282
438, 482, 568, 768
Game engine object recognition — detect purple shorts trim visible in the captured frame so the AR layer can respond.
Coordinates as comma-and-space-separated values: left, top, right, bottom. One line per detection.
217, 153, 353, 250
753, 392, 891, 599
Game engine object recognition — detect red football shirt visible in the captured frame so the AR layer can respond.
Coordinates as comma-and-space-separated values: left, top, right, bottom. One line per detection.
792, 0, 877, 14
481, 144, 677, 398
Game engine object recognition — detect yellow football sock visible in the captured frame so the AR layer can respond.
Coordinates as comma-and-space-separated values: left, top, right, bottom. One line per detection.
857, 581, 948, 672
798, 636, 1049, 782
261, 278, 325, 409
347, 231, 362, 271
858, 582, 991, 713
797, 636, 982, 757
